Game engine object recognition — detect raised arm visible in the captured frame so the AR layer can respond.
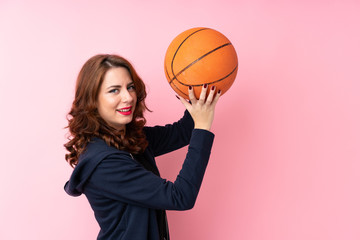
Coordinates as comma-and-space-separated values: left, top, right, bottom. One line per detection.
144, 110, 194, 157
145, 84, 220, 157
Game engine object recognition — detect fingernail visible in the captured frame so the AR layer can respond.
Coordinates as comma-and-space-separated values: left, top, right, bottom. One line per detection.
218, 90, 221, 94
189, 86, 192, 90
211, 86, 215, 91
175, 95, 180, 100
203, 84, 208, 88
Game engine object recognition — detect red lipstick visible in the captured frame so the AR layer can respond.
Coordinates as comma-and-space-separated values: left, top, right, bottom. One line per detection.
117, 106, 132, 115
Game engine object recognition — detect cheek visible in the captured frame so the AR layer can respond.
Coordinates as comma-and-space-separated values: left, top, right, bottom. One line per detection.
100, 95, 116, 106
97, 96, 114, 114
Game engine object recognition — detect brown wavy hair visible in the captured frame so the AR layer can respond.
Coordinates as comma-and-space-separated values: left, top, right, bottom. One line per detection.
64, 54, 149, 168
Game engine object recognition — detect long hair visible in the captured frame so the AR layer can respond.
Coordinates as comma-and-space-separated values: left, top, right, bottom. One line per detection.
64, 54, 149, 168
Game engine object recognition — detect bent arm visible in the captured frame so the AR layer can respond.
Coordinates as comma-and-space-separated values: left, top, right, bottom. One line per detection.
86, 129, 214, 210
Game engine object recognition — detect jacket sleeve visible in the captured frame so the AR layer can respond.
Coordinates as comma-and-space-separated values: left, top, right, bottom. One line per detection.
144, 110, 194, 157
86, 129, 214, 210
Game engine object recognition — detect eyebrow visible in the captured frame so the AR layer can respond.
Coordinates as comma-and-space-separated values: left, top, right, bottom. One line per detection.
106, 82, 134, 90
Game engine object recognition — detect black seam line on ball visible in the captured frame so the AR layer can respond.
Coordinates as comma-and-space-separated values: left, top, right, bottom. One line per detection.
166, 66, 189, 97
170, 42, 233, 84
170, 28, 209, 83
173, 63, 238, 87
171, 81, 189, 97
165, 67, 171, 82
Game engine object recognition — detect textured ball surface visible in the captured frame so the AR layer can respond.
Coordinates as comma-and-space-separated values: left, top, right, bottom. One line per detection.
164, 27, 238, 99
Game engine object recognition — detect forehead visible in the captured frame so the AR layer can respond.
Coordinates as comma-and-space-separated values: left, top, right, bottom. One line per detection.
102, 67, 132, 87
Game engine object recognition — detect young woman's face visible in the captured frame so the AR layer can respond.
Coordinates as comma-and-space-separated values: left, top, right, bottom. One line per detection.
97, 67, 137, 131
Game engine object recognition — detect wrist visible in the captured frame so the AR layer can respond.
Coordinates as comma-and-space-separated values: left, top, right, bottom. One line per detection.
194, 124, 211, 131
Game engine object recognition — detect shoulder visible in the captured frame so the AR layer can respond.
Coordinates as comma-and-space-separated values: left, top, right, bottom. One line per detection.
65, 138, 133, 196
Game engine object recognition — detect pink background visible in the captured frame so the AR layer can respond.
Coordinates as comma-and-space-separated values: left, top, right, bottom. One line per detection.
1, 0, 359, 239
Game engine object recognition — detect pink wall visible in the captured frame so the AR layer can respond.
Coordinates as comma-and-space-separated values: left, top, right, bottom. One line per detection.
1, 0, 359, 239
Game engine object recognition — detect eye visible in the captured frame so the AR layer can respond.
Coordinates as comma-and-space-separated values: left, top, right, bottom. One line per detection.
128, 85, 136, 91
109, 88, 119, 94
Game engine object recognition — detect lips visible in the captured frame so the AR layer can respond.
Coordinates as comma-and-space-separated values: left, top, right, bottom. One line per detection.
116, 106, 133, 115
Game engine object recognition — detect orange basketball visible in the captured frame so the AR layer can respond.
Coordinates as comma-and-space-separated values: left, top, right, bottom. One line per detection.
164, 27, 238, 99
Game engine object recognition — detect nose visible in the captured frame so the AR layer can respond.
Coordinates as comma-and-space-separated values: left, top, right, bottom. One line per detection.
120, 88, 134, 102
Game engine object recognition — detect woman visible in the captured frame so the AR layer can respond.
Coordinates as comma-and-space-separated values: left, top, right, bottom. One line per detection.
64, 54, 220, 240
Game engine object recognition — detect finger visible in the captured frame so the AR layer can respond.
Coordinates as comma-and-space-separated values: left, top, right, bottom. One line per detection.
188, 85, 196, 103
198, 84, 208, 103
206, 85, 216, 104
177, 95, 192, 109
212, 89, 221, 105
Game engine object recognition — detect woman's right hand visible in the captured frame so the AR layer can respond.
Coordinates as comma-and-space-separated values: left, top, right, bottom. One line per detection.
177, 84, 221, 131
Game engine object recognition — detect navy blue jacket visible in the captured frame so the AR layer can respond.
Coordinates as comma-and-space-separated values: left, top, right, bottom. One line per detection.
64, 111, 215, 239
